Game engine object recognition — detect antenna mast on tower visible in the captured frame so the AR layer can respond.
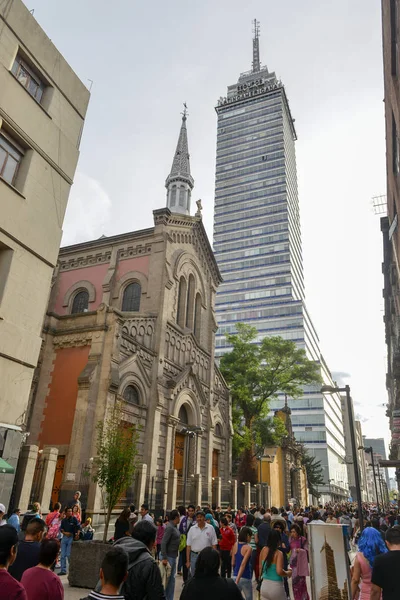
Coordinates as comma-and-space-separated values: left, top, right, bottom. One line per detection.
252, 18, 261, 73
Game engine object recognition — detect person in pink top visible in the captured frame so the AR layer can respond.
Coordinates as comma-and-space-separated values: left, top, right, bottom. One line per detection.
289, 524, 309, 600
21, 538, 63, 600
0, 525, 27, 599
156, 517, 165, 561
351, 527, 388, 600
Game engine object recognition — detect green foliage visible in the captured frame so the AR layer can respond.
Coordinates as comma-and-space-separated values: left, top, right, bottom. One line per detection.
220, 323, 322, 483
94, 402, 139, 541
298, 444, 325, 498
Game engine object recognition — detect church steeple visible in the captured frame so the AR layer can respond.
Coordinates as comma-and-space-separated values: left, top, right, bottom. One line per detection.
166, 104, 194, 216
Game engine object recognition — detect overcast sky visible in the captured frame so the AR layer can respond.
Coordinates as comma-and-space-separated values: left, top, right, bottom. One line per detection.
27, 1, 390, 446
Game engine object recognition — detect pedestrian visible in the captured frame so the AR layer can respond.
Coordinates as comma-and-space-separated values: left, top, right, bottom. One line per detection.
0, 503, 7, 526
140, 504, 154, 523
156, 517, 165, 561
128, 504, 138, 533
226, 513, 238, 536
21, 538, 63, 600
59, 506, 80, 575
70, 491, 81, 512
178, 504, 195, 582
246, 514, 258, 576
273, 521, 290, 600
72, 504, 81, 524
113, 520, 166, 599
114, 508, 131, 541
81, 518, 95, 541
259, 528, 292, 600
371, 524, 400, 600
31, 503, 42, 520
180, 547, 243, 600
8, 509, 21, 533
46, 503, 61, 540
232, 526, 253, 600
9, 519, 46, 581
0, 525, 27, 599
255, 513, 272, 552
161, 509, 180, 600
289, 523, 309, 600
186, 511, 217, 576
82, 546, 128, 600
219, 517, 236, 578
205, 513, 220, 537
351, 527, 387, 600
270, 507, 287, 529
235, 507, 247, 530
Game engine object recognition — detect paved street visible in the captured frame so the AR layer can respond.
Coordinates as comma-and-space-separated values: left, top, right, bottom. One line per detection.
62, 572, 309, 599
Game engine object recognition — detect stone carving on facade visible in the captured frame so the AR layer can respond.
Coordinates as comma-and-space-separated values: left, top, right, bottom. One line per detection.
59, 251, 112, 271
121, 317, 156, 350
117, 244, 152, 259
168, 365, 208, 407
165, 323, 210, 383
52, 332, 93, 348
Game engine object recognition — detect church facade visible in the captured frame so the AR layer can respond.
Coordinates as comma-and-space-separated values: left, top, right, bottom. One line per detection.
17, 113, 232, 517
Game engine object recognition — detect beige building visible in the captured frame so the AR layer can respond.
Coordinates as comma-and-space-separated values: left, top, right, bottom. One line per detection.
18, 113, 232, 519
0, 0, 89, 506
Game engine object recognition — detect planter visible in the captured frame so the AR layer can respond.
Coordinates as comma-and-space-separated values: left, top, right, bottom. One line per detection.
68, 540, 111, 588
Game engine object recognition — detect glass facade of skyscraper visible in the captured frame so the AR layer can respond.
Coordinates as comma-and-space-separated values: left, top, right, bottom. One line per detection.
213, 55, 348, 501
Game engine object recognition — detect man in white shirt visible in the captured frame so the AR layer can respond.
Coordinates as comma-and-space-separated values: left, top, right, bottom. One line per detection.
140, 503, 154, 523
186, 511, 217, 575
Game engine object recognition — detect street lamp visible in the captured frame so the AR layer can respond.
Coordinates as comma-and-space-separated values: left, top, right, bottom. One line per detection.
361, 446, 380, 512
321, 384, 364, 531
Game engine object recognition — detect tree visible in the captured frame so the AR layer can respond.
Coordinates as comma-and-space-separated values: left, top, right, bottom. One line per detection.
298, 444, 325, 498
93, 402, 139, 542
220, 323, 322, 484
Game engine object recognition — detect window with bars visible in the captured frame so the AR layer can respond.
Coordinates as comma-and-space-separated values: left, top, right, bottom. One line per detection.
12, 55, 45, 103
71, 290, 89, 314
0, 133, 23, 186
123, 385, 140, 405
122, 282, 141, 312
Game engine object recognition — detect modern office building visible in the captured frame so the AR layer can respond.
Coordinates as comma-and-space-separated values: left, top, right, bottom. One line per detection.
213, 22, 348, 500
0, 0, 90, 507
363, 437, 390, 488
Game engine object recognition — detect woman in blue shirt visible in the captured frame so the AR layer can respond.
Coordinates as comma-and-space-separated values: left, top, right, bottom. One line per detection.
232, 526, 253, 600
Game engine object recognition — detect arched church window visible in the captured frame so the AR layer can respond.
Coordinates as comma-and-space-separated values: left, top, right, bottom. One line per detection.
122, 282, 141, 312
71, 290, 89, 314
186, 274, 195, 328
178, 405, 189, 424
215, 423, 222, 437
177, 276, 187, 328
179, 185, 185, 207
123, 385, 140, 405
171, 186, 177, 207
194, 293, 202, 341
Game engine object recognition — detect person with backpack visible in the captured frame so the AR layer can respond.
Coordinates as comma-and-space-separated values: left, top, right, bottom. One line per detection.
113, 519, 166, 599
45, 503, 61, 540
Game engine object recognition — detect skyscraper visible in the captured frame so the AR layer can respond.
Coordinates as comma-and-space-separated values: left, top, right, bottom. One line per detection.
213, 21, 348, 500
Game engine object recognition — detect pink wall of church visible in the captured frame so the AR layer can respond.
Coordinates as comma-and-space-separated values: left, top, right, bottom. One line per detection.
54, 264, 109, 315
115, 255, 150, 280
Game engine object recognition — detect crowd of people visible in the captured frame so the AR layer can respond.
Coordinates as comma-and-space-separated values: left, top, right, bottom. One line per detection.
0, 495, 399, 599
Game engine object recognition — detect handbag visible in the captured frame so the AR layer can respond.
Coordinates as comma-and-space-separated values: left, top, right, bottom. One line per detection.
256, 557, 268, 592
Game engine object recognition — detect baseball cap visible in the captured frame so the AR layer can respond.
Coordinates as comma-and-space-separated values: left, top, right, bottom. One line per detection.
0, 503, 6, 513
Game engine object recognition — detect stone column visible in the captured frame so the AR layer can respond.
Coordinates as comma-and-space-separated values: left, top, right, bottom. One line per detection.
213, 476, 222, 507
165, 416, 179, 476
231, 479, 238, 510
194, 473, 202, 507
135, 464, 147, 508
166, 469, 177, 511
256, 483, 262, 506
244, 482, 251, 507
14, 445, 39, 511
38, 447, 58, 512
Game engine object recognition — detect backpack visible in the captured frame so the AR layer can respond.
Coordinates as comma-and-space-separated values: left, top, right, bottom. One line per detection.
47, 515, 61, 539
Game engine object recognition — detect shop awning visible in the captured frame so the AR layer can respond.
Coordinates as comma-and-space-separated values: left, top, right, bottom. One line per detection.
0, 458, 15, 474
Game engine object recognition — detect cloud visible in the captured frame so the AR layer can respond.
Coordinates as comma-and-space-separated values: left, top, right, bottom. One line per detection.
62, 172, 112, 247
331, 371, 351, 386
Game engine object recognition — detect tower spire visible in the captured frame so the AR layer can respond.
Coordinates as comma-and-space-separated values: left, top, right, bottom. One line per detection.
252, 18, 260, 72
166, 104, 194, 216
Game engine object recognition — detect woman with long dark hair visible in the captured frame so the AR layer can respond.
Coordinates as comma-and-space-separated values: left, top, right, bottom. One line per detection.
114, 507, 131, 540
259, 529, 292, 600
180, 547, 242, 600
351, 527, 388, 600
232, 526, 253, 600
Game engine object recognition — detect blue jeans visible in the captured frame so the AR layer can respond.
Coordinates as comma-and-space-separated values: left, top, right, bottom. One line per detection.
162, 555, 176, 600
190, 551, 199, 576
60, 535, 73, 572
235, 577, 253, 600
